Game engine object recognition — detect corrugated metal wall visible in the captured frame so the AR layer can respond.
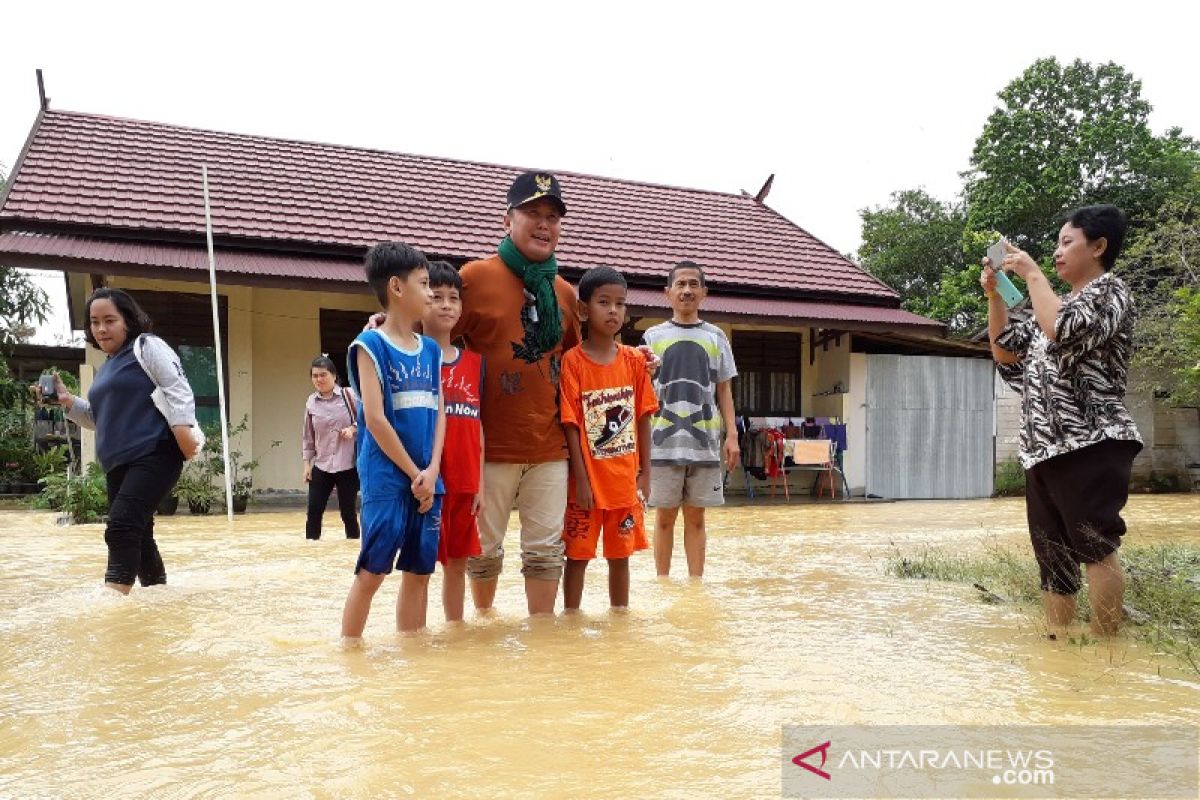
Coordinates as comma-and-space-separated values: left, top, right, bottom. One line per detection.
865, 355, 994, 499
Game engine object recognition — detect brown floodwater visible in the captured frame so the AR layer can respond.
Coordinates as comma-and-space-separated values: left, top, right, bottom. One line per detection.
2, 496, 1198, 798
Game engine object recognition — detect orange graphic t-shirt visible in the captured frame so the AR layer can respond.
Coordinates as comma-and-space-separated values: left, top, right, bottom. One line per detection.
559, 345, 659, 509
452, 253, 581, 464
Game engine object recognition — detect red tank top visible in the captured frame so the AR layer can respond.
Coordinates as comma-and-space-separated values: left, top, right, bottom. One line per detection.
440, 348, 483, 493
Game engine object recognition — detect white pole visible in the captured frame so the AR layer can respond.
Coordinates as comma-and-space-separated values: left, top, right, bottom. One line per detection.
201, 165, 234, 522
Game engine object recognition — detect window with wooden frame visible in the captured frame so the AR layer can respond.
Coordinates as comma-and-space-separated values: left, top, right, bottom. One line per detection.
731, 330, 802, 415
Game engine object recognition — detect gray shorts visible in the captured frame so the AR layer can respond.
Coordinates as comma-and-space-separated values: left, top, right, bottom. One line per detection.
648, 464, 725, 508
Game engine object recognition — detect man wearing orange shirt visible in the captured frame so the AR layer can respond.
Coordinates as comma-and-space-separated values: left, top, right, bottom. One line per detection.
455, 172, 581, 615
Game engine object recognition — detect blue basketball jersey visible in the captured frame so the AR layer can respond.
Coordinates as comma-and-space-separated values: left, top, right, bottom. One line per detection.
347, 329, 444, 502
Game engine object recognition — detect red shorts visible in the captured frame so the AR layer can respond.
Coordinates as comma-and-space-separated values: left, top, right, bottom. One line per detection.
562, 501, 647, 561
437, 492, 481, 564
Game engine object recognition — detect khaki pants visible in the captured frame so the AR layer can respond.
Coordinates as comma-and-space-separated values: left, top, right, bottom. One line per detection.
467, 460, 567, 581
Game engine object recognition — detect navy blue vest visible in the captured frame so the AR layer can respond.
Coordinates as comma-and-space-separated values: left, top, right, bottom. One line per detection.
88, 343, 171, 471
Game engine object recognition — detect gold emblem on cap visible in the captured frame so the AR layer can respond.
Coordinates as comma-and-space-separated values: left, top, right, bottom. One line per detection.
535, 174, 552, 193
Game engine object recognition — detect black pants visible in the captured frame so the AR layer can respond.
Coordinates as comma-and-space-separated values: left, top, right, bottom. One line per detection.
306, 466, 360, 539
1025, 439, 1141, 595
104, 437, 184, 586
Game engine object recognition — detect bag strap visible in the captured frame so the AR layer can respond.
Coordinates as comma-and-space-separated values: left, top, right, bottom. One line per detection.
340, 386, 356, 424
134, 334, 159, 386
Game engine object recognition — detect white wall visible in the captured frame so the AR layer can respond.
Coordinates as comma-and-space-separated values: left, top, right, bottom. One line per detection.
811, 333, 849, 419
845, 353, 867, 494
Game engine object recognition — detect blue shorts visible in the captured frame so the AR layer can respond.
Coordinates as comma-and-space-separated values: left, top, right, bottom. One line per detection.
355, 494, 442, 576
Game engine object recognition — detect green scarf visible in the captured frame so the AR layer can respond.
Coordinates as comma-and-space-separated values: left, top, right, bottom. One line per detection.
497, 235, 563, 359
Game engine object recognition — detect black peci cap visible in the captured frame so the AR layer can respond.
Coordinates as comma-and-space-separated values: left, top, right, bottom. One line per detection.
506, 171, 567, 216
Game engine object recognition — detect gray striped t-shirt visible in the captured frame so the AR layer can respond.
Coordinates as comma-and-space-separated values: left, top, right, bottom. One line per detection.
643, 320, 737, 466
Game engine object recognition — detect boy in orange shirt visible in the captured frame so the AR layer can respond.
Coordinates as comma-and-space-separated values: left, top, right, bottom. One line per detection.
560, 266, 659, 610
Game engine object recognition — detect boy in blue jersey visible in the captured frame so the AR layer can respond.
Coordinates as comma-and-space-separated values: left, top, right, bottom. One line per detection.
341, 242, 446, 640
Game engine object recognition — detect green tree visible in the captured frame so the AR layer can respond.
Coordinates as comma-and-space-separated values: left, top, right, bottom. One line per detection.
0, 167, 51, 349
856, 192, 1056, 336
857, 189, 966, 315
0, 266, 49, 348
964, 57, 1197, 260
859, 57, 1197, 339
1170, 288, 1200, 406
1119, 177, 1200, 403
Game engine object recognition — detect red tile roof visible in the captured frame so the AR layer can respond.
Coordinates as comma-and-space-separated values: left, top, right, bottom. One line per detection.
0, 230, 364, 284
1, 109, 901, 302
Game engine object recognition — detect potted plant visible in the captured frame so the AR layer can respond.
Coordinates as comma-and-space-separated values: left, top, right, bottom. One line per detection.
31, 445, 68, 490
17, 454, 36, 493
175, 461, 220, 515
232, 482, 251, 514
206, 416, 280, 514
32, 462, 109, 523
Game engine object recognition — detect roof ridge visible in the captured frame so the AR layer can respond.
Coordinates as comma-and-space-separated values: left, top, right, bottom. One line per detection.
752, 198, 898, 296
43, 108, 756, 202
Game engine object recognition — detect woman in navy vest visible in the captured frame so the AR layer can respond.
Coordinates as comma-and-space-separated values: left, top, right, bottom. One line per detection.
43, 289, 202, 594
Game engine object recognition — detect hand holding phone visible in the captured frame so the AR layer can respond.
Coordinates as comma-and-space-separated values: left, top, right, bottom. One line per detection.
37, 373, 60, 406
986, 239, 1025, 308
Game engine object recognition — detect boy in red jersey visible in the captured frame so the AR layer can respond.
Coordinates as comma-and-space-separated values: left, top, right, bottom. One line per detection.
424, 261, 485, 623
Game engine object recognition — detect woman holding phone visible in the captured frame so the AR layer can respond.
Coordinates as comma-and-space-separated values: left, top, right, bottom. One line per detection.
40, 288, 202, 594
981, 205, 1142, 637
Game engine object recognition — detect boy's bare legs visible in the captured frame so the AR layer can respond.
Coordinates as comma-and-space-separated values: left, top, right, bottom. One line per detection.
526, 577, 558, 616
1086, 550, 1125, 636
342, 570, 386, 639
607, 557, 630, 608
654, 507, 679, 576
682, 505, 707, 578
443, 558, 468, 622
563, 559, 588, 610
397, 572, 431, 633
471, 576, 498, 613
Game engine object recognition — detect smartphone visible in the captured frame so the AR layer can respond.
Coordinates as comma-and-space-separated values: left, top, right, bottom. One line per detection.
986, 239, 1025, 308
38, 373, 59, 405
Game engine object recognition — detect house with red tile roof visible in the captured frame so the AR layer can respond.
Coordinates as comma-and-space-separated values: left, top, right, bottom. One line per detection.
0, 98, 995, 498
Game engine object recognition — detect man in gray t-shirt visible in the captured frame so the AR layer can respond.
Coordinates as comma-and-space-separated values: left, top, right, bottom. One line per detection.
642, 261, 740, 578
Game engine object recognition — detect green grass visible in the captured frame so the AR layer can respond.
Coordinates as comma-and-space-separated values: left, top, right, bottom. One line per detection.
887, 542, 1200, 674
992, 459, 1026, 497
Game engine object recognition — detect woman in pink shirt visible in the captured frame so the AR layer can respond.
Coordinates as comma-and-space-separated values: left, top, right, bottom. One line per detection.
301, 355, 360, 540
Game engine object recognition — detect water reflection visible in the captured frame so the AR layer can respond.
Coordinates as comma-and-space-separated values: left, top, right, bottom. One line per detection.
1, 496, 1197, 797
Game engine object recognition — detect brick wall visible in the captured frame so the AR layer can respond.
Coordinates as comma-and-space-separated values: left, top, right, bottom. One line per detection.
992, 370, 1200, 487
993, 374, 1022, 466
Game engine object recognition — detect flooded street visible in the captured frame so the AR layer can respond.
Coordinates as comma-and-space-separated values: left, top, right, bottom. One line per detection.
2, 496, 1198, 798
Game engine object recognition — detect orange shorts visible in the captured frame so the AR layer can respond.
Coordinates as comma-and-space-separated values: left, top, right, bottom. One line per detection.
562, 501, 647, 561
438, 492, 481, 564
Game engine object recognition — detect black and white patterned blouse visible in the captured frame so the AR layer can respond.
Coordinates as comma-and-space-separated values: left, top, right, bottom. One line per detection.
995, 272, 1142, 469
